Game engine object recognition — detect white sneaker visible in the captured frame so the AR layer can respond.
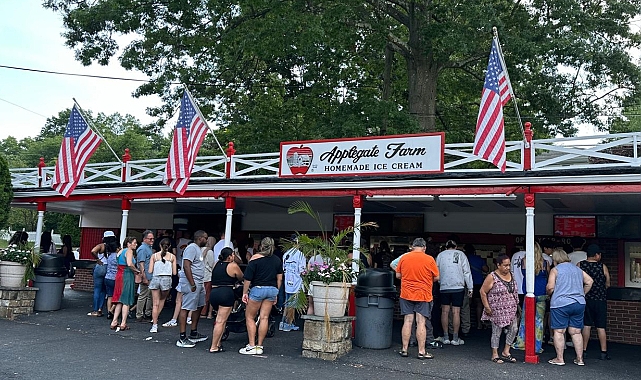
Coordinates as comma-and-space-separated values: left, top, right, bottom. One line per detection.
186, 317, 192, 325
150, 324, 158, 333
176, 338, 196, 348
255, 345, 264, 354
239, 345, 258, 355
443, 339, 451, 345
451, 338, 464, 346
162, 319, 177, 327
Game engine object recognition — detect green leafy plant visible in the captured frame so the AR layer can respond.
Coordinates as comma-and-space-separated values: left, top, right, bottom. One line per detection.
283, 201, 376, 314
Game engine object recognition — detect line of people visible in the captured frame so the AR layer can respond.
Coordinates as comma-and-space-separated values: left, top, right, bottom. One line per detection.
89, 230, 307, 356
392, 235, 610, 367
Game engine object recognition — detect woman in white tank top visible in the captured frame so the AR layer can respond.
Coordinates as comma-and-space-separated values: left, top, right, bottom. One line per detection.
148, 239, 177, 333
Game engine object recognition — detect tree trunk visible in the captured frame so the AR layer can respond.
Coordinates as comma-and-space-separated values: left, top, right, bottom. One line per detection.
405, 2, 438, 132
407, 55, 438, 132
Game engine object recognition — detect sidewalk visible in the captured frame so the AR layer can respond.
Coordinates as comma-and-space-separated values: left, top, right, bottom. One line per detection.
9, 285, 641, 380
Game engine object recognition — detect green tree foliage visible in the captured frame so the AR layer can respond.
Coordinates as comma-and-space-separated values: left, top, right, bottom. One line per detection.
43, 0, 641, 151
0, 154, 13, 229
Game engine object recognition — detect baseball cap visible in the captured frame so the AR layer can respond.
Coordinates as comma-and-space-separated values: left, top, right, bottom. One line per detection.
587, 244, 602, 256
103, 231, 115, 238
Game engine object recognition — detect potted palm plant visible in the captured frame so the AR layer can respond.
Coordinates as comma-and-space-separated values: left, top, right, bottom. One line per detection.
284, 201, 375, 317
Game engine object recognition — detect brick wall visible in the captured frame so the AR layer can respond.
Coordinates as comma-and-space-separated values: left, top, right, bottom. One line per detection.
72, 268, 93, 292
606, 300, 641, 345
598, 239, 619, 286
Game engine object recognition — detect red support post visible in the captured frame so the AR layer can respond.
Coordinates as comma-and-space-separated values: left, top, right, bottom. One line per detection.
37, 157, 46, 187
121, 148, 131, 182
523, 122, 533, 171
225, 196, 236, 210
226, 142, 236, 179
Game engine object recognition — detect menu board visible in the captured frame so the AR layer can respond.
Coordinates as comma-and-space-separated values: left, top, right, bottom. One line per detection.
554, 215, 596, 237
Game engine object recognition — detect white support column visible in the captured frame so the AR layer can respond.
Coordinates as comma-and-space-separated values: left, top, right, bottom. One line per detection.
351, 196, 363, 280
120, 199, 131, 246
34, 203, 46, 250
525, 206, 535, 296
224, 197, 235, 248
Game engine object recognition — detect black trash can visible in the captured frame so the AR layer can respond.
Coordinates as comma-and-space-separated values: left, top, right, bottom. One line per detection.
33, 254, 68, 311
354, 268, 397, 349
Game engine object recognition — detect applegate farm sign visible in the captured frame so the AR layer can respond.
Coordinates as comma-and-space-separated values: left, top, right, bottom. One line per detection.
279, 133, 444, 178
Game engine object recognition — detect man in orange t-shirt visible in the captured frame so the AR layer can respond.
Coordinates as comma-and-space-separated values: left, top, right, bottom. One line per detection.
395, 238, 440, 359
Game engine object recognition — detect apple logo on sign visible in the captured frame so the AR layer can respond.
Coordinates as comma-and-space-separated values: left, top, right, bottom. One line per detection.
286, 145, 313, 175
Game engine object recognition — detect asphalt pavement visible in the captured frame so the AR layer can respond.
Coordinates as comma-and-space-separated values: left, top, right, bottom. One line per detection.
1, 283, 639, 380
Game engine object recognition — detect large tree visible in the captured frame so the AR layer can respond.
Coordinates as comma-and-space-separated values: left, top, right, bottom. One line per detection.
43, 0, 641, 148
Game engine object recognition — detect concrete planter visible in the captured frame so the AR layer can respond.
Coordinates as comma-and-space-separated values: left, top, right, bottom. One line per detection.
0, 261, 27, 287
311, 281, 349, 317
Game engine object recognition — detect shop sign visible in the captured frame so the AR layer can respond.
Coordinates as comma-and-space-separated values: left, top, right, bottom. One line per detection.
279, 133, 444, 177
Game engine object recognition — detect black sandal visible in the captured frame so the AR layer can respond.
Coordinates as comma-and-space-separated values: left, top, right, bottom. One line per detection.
398, 350, 408, 357
492, 357, 505, 364
500, 354, 517, 363
417, 352, 434, 360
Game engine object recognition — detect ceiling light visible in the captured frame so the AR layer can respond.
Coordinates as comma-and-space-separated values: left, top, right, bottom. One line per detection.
438, 194, 517, 201
367, 195, 435, 202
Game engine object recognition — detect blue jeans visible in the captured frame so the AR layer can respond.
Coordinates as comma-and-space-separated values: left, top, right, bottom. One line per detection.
92, 264, 107, 311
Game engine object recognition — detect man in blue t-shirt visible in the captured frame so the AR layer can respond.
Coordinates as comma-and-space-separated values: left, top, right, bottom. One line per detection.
465, 244, 489, 330
280, 236, 306, 332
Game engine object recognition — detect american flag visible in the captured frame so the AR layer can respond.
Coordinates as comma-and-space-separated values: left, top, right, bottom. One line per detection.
473, 38, 513, 172
163, 91, 209, 194
51, 105, 102, 197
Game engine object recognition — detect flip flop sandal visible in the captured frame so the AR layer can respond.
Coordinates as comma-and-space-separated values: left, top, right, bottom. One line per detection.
208, 346, 225, 353
398, 350, 409, 357
110, 323, 118, 330
417, 353, 434, 360
492, 357, 504, 364
548, 359, 565, 366
573, 359, 585, 366
117, 324, 130, 331
501, 355, 517, 363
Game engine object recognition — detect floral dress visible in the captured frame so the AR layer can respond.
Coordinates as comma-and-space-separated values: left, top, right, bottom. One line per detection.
481, 272, 519, 328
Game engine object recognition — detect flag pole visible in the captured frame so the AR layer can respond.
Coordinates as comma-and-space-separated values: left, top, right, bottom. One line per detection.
183, 86, 227, 158
72, 98, 123, 163
492, 27, 527, 145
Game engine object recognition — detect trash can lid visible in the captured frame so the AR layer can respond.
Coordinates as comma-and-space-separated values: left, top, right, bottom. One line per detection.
357, 268, 395, 288
355, 285, 397, 298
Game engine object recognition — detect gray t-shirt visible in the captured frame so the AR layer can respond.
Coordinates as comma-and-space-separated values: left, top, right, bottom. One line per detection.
179, 243, 204, 284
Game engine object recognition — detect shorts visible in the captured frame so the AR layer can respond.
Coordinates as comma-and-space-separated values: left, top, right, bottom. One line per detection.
209, 286, 235, 310
400, 298, 433, 318
440, 290, 465, 307
149, 276, 172, 291
180, 282, 206, 311
550, 302, 585, 330
249, 286, 278, 302
105, 278, 116, 297
584, 300, 607, 329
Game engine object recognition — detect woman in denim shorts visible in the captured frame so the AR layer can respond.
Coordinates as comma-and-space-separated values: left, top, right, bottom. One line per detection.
148, 239, 177, 333
238, 237, 283, 355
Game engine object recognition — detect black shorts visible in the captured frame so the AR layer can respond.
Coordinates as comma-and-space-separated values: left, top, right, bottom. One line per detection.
440, 290, 465, 307
209, 286, 235, 310
584, 300, 607, 329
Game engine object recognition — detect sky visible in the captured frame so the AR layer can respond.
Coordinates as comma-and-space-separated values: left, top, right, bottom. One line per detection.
0, 2, 162, 141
